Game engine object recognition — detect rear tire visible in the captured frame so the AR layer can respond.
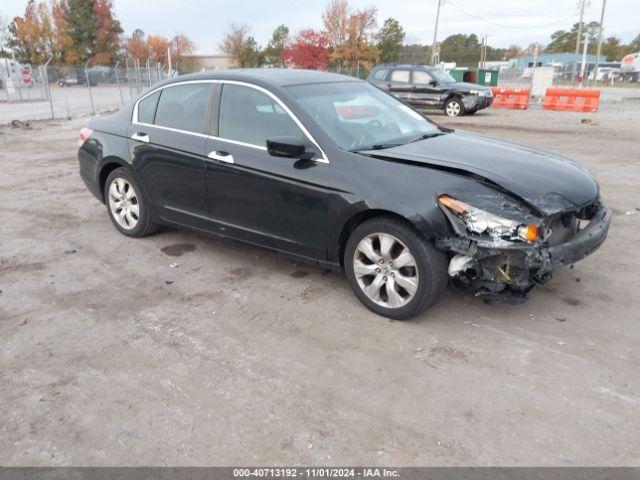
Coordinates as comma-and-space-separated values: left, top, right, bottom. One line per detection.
344, 217, 448, 320
104, 167, 159, 237
444, 98, 464, 117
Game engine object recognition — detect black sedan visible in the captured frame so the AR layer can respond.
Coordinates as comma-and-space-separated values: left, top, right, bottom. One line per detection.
78, 69, 611, 319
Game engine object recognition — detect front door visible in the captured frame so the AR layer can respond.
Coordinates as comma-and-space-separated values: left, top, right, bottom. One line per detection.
410, 70, 442, 108
129, 82, 215, 228
204, 83, 331, 260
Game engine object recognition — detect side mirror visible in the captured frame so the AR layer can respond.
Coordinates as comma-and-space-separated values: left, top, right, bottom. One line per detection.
266, 135, 308, 159
428, 80, 437, 87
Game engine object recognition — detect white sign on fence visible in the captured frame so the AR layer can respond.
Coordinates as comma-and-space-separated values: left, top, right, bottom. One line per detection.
531, 67, 554, 97
5, 78, 16, 95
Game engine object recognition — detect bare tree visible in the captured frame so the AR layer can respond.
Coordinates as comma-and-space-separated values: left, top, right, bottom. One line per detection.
0, 14, 10, 57
322, 0, 349, 50
219, 22, 250, 66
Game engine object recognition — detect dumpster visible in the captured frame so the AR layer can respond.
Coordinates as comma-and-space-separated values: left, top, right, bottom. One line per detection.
448, 68, 467, 82
477, 69, 499, 86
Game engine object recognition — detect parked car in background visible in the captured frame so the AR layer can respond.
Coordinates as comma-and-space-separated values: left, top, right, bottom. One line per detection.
77, 69, 610, 319
620, 52, 640, 82
367, 64, 493, 117
87, 66, 117, 84
58, 71, 97, 87
588, 67, 618, 82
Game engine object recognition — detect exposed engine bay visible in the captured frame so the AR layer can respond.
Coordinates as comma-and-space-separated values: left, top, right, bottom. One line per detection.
435, 191, 611, 304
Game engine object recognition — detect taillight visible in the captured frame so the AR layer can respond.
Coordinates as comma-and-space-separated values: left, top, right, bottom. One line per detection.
78, 127, 93, 147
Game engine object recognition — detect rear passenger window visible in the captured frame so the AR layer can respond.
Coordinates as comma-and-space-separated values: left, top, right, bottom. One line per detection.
219, 84, 303, 147
390, 70, 410, 83
373, 69, 388, 80
154, 83, 214, 133
137, 91, 160, 124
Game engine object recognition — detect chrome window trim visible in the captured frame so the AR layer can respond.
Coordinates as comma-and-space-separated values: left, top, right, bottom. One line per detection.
131, 79, 329, 163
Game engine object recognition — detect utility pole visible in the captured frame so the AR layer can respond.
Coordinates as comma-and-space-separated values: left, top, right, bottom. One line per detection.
593, 0, 607, 87
579, 33, 589, 87
431, 0, 442, 65
571, 0, 587, 85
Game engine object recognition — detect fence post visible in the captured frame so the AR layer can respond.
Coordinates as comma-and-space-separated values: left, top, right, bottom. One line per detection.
44, 57, 54, 119
85, 59, 95, 115
135, 58, 141, 94
114, 61, 124, 105
125, 57, 133, 100
2, 58, 10, 102
146, 59, 151, 86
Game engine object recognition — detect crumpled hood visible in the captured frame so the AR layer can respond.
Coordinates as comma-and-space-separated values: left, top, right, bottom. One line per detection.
364, 130, 599, 216
448, 82, 491, 92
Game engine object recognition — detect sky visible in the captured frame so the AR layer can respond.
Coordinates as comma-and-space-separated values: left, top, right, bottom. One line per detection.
1, 0, 638, 54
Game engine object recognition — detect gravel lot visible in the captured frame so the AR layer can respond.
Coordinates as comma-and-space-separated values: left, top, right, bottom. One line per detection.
1, 103, 639, 466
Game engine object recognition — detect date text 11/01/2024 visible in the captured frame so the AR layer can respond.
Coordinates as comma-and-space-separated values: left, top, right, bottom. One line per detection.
233, 468, 400, 478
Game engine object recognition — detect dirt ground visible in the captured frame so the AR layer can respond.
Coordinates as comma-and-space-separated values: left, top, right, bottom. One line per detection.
1, 102, 639, 466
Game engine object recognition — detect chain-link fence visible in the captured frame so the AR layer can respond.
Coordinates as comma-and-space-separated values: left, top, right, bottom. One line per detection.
0, 61, 171, 123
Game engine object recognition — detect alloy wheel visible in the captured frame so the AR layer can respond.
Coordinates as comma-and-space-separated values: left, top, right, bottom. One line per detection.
353, 233, 419, 308
108, 177, 139, 230
446, 101, 461, 117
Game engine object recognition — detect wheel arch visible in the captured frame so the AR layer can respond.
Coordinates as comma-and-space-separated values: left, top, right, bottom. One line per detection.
336, 208, 438, 268
98, 157, 131, 203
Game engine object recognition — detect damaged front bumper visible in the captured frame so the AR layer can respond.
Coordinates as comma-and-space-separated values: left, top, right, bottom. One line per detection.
436, 207, 612, 300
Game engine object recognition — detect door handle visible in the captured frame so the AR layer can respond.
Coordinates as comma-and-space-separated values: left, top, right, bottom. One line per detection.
131, 132, 149, 143
208, 150, 234, 164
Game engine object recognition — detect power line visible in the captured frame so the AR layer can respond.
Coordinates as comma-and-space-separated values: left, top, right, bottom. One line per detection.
447, 0, 580, 29
448, 0, 578, 19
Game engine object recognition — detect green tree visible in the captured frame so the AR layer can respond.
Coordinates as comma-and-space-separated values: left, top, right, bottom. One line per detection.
600, 36, 623, 61
64, 0, 97, 62
546, 21, 600, 54
238, 36, 263, 67
377, 17, 404, 63
439, 33, 480, 65
264, 24, 289, 67
398, 43, 431, 64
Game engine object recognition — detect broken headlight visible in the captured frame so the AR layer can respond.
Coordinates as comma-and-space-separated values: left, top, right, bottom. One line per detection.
438, 194, 540, 243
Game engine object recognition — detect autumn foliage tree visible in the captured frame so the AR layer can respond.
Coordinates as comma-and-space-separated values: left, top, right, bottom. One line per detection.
92, 0, 122, 64
322, 0, 379, 71
6, 0, 193, 67
7, 0, 53, 64
124, 31, 195, 71
283, 29, 330, 70
171, 33, 195, 69
7, 0, 122, 64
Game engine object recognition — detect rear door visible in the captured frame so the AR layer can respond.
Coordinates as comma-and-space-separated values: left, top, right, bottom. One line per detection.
203, 82, 331, 259
411, 70, 442, 108
128, 82, 215, 228
386, 69, 413, 103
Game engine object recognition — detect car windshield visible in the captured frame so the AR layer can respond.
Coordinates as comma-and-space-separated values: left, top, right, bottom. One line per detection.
286, 81, 443, 151
428, 68, 456, 84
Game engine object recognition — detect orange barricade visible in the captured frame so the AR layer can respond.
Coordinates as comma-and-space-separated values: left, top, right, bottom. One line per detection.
490, 87, 530, 110
542, 88, 600, 112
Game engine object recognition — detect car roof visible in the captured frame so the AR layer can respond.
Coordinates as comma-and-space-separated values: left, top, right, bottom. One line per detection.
373, 64, 438, 71
163, 68, 360, 88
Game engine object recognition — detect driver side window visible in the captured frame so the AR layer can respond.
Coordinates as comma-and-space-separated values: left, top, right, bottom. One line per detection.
218, 84, 304, 147
413, 70, 433, 85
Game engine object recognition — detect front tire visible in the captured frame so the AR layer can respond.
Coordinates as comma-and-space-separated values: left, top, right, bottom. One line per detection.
344, 217, 448, 320
104, 167, 158, 237
444, 98, 464, 117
